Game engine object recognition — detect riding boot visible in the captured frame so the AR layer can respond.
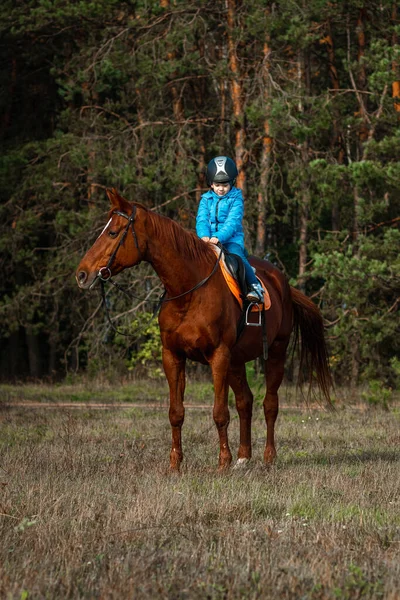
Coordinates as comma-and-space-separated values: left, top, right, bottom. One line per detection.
246, 281, 264, 303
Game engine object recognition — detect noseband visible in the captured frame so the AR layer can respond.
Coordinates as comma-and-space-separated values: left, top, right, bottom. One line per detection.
97, 206, 140, 282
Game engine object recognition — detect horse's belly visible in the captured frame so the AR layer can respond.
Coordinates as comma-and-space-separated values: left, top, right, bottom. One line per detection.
185, 348, 209, 364
162, 328, 211, 362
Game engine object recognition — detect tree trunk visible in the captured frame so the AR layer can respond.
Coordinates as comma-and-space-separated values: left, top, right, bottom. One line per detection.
323, 18, 344, 231
347, 10, 369, 385
356, 9, 369, 145
219, 38, 229, 143
297, 49, 310, 293
2, 331, 22, 379
256, 121, 272, 256
256, 40, 272, 256
298, 158, 309, 293
196, 123, 206, 204
87, 149, 96, 209
392, 4, 400, 114
160, 0, 184, 125
48, 334, 57, 377
162, 1, 183, 123
357, 9, 367, 89
195, 35, 206, 203
135, 86, 146, 178
26, 326, 42, 379
1, 56, 17, 136
352, 9, 369, 243
226, 0, 246, 194
350, 334, 360, 393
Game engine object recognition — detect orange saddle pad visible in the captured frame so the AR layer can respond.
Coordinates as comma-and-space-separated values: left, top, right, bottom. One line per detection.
211, 246, 271, 311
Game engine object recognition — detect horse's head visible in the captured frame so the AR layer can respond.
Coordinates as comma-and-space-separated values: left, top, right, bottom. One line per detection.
76, 188, 146, 289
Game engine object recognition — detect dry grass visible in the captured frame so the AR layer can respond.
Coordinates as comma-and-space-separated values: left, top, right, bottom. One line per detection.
0, 392, 399, 599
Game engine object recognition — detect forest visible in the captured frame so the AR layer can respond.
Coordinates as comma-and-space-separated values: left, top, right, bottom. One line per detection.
0, 0, 399, 387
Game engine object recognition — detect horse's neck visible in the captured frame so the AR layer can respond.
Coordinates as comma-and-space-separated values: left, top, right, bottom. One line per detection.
145, 214, 211, 296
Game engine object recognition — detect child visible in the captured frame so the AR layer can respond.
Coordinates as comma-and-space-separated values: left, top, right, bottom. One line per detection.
196, 156, 264, 303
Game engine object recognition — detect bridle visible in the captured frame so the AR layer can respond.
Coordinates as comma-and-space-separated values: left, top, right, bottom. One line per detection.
96, 206, 140, 284
96, 205, 222, 337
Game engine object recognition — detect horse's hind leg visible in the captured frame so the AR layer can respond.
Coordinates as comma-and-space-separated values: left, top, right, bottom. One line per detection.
162, 348, 186, 472
263, 340, 288, 464
228, 364, 253, 466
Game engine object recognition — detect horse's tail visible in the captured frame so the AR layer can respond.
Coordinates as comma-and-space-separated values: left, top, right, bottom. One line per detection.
290, 286, 333, 404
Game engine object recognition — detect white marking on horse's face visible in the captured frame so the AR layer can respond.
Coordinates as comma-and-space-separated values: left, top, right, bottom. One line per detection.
96, 218, 112, 240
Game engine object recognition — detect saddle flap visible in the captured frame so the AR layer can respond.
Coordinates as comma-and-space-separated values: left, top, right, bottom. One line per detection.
223, 252, 247, 298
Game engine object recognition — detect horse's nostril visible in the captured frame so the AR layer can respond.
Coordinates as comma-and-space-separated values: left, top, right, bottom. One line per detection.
78, 271, 87, 284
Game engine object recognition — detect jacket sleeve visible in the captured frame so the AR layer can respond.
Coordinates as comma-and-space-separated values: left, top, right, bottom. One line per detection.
196, 195, 211, 238
215, 192, 244, 244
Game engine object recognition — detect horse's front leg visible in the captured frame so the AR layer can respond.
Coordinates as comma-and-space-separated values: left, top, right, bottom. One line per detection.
210, 346, 232, 471
228, 363, 253, 466
162, 348, 186, 472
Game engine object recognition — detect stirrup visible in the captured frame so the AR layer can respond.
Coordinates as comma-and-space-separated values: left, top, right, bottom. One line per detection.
245, 302, 262, 326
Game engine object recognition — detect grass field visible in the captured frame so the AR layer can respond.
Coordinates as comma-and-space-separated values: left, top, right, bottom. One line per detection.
0, 382, 399, 599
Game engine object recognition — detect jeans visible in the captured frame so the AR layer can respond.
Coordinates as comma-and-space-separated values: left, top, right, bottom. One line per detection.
223, 242, 258, 286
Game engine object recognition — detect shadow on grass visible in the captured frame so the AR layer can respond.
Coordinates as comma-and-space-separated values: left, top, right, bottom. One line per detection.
280, 448, 400, 467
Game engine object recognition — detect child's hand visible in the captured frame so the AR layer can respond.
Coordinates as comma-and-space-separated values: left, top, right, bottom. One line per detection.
201, 236, 210, 242
209, 237, 219, 244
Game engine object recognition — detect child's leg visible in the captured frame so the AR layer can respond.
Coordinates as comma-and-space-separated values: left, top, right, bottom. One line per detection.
224, 242, 262, 293
224, 242, 264, 301
242, 257, 259, 285
224, 243, 259, 285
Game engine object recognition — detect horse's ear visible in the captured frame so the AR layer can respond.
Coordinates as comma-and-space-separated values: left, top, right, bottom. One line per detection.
106, 188, 131, 212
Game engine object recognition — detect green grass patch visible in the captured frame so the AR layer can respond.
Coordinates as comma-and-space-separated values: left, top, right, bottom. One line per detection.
0, 385, 399, 599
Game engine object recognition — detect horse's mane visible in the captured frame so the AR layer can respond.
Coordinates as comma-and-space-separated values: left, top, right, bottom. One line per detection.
142, 205, 215, 265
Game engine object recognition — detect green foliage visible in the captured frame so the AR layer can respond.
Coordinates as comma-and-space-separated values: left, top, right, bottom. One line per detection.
14, 517, 38, 533
116, 312, 163, 378
390, 357, 400, 387
361, 380, 393, 410
245, 362, 264, 406
333, 563, 385, 599
311, 229, 399, 383
0, 0, 398, 383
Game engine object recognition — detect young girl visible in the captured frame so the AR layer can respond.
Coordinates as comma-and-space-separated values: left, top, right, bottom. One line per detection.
196, 156, 264, 303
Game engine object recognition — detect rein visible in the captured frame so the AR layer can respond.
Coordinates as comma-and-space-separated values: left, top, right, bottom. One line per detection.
97, 206, 222, 337
161, 247, 222, 303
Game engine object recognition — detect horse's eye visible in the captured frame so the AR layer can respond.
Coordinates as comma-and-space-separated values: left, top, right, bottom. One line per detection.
108, 230, 119, 238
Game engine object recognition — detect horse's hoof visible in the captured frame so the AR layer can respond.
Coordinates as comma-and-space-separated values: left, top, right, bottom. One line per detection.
169, 450, 183, 472
217, 458, 232, 472
217, 466, 230, 473
169, 460, 182, 474
264, 448, 277, 465
169, 467, 181, 477
233, 457, 251, 470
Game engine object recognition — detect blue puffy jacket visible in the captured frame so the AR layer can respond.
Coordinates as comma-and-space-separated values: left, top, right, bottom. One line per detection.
195, 187, 245, 246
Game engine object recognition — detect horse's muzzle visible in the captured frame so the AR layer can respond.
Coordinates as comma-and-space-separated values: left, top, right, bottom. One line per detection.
77, 270, 87, 285
76, 269, 97, 289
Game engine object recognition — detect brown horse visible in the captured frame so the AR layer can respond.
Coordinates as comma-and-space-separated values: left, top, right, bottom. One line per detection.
76, 189, 332, 471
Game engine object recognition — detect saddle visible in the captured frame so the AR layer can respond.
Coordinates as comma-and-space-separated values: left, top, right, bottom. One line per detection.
223, 251, 248, 299
212, 244, 271, 312
207, 244, 270, 358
